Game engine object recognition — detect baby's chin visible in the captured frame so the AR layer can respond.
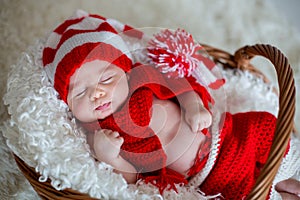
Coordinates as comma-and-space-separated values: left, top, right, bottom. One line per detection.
95, 101, 126, 120
94, 108, 114, 120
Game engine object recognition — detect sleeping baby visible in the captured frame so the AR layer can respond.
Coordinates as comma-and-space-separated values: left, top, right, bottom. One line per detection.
42, 10, 300, 199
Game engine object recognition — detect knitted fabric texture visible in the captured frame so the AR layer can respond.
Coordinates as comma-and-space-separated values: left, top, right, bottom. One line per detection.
81, 63, 213, 193
42, 10, 139, 103
199, 111, 278, 199
42, 10, 224, 104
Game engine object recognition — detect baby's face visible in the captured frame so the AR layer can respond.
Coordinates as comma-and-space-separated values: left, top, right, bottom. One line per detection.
67, 60, 129, 122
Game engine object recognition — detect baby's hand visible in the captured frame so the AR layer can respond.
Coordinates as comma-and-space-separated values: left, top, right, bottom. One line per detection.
185, 104, 212, 133
93, 129, 124, 163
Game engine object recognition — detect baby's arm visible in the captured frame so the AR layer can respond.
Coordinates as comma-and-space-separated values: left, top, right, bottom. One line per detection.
178, 91, 212, 133
87, 129, 137, 183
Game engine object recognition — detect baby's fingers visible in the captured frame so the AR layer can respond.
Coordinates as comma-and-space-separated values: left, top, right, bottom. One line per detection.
186, 116, 201, 133
109, 131, 120, 138
109, 131, 124, 145
101, 129, 120, 138
188, 116, 208, 133
95, 129, 111, 135
200, 118, 212, 130
190, 120, 199, 133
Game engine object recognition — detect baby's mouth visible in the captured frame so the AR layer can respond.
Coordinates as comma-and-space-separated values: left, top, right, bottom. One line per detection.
95, 102, 111, 111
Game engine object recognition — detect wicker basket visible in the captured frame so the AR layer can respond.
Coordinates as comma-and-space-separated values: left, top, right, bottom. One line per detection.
13, 44, 295, 200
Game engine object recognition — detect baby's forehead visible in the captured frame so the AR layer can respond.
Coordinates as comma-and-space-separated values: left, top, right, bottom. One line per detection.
70, 61, 122, 84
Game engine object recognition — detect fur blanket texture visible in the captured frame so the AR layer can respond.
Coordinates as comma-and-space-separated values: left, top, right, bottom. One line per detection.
1, 0, 300, 199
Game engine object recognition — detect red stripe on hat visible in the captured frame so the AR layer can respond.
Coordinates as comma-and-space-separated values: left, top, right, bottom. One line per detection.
54, 17, 85, 34
89, 14, 106, 21
208, 79, 225, 89
97, 22, 118, 34
54, 42, 132, 103
43, 22, 118, 67
194, 54, 215, 70
90, 14, 144, 40
84, 42, 132, 72
43, 18, 86, 66
54, 43, 98, 102
124, 25, 144, 39
55, 21, 117, 53
43, 47, 57, 66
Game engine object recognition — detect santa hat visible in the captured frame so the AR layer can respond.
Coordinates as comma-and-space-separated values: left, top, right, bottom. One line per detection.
43, 9, 224, 103
42, 10, 144, 103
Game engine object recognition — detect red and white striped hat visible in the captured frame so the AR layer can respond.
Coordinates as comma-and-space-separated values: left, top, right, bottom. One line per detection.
43, 10, 224, 103
43, 10, 143, 103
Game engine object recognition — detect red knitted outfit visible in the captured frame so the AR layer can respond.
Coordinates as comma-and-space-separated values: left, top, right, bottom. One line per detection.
83, 64, 213, 192
200, 112, 277, 199
82, 63, 278, 198
64, 66, 279, 198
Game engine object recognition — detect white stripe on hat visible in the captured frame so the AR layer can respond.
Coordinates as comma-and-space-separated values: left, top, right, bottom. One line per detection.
45, 16, 106, 50
65, 17, 105, 33
69, 9, 89, 20
45, 31, 132, 84
45, 32, 62, 49
106, 18, 125, 33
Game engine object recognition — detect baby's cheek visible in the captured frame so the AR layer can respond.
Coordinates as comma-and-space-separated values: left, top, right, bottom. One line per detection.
72, 100, 89, 121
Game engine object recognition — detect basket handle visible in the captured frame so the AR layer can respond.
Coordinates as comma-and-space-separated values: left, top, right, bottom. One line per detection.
234, 44, 296, 199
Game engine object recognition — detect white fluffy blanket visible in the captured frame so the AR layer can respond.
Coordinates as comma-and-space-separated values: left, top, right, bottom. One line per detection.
1, 0, 300, 199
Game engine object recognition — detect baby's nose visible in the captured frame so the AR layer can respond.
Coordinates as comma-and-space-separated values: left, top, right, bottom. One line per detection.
90, 87, 106, 101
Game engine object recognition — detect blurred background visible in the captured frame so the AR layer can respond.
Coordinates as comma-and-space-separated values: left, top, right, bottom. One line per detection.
269, 0, 300, 32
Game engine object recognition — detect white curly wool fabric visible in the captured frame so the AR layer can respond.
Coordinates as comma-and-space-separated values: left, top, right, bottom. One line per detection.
1, 0, 300, 199
1, 41, 137, 199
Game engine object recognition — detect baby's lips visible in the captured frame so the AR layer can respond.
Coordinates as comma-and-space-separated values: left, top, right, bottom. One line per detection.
95, 102, 111, 111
